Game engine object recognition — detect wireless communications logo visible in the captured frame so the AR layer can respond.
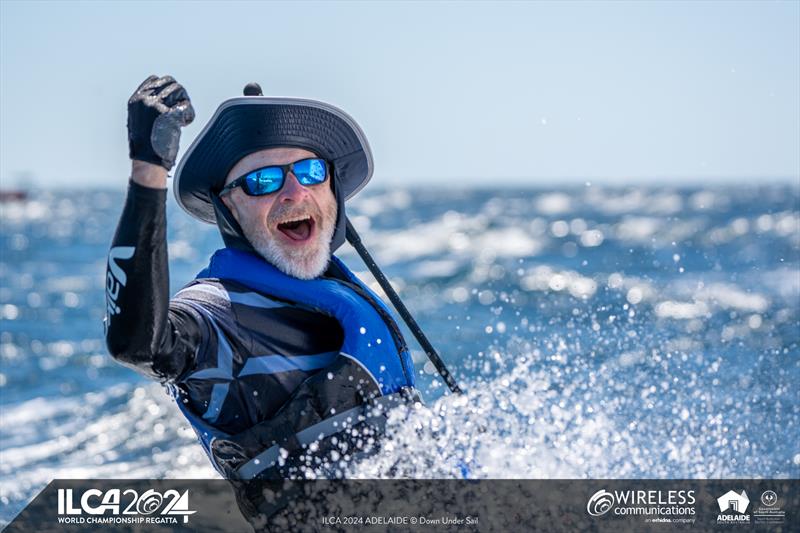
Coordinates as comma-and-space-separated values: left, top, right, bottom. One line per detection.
57, 487, 196, 525
587, 490, 615, 516
586, 488, 696, 524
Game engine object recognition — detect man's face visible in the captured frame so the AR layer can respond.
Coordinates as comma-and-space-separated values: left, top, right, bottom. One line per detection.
220, 147, 338, 280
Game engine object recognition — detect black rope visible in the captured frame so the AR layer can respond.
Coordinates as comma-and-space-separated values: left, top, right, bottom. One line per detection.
345, 218, 463, 394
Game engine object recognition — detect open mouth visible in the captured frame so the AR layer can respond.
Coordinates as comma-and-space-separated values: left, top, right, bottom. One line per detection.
276, 216, 315, 242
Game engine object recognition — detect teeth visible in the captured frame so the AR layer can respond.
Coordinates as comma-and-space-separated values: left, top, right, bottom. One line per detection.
278, 216, 311, 225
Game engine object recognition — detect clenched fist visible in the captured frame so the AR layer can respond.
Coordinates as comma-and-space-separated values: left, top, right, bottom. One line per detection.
127, 75, 195, 171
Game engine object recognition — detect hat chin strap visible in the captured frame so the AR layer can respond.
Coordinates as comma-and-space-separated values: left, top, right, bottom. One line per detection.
210, 171, 347, 256
329, 172, 346, 253
211, 194, 258, 254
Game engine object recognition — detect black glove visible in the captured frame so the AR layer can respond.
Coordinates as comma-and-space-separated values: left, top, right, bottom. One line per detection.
127, 75, 195, 170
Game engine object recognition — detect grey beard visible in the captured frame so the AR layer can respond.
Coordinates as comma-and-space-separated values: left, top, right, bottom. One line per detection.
243, 203, 337, 280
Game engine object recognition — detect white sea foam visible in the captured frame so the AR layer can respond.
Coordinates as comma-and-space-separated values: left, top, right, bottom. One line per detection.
519, 266, 598, 299
0, 383, 215, 518
655, 300, 710, 320
347, 350, 766, 480
614, 216, 663, 243
534, 193, 572, 215
697, 283, 769, 313
368, 218, 544, 264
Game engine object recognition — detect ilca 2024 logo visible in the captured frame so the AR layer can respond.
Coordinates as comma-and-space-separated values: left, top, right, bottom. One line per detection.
57, 487, 196, 525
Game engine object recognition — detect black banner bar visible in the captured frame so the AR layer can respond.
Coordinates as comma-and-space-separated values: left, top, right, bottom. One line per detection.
3, 479, 797, 532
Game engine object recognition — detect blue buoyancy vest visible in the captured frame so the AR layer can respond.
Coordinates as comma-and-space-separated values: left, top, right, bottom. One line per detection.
168, 248, 417, 478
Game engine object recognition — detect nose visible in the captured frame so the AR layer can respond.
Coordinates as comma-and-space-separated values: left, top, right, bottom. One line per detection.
278, 171, 310, 204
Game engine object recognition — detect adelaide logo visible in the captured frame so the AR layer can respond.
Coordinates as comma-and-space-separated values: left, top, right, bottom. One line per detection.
717, 489, 750, 524
587, 489, 615, 516
717, 490, 749, 514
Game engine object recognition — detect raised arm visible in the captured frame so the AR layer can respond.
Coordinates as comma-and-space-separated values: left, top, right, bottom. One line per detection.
104, 75, 198, 381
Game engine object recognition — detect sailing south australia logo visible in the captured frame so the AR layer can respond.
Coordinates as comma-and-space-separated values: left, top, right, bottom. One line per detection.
57, 488, 196, 525
587, 489, 695, 518
717, 490, 750, 524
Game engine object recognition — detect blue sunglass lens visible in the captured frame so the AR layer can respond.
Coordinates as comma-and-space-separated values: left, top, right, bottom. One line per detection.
293, 159, 327, 185
245, 167, 283, 195
240, 159, 327, 195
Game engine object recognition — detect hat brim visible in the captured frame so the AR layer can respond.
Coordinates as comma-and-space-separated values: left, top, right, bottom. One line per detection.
173, 97, 373, 224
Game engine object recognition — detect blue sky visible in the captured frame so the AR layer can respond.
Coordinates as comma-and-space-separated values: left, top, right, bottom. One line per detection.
1, 0, 798, 188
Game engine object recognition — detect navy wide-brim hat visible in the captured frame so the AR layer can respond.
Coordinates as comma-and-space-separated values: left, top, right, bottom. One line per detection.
173, 92, 373, 254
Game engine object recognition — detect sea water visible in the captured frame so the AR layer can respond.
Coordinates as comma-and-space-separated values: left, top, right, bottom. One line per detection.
1, 184, 798, 522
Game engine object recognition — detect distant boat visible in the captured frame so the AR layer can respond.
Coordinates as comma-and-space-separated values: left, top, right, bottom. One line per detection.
0, 190, 28, 202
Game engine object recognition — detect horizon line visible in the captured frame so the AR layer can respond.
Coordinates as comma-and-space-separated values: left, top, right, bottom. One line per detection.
3, 177, 799, 193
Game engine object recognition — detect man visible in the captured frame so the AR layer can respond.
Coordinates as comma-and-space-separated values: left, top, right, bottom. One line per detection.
104, 75, 418, 491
